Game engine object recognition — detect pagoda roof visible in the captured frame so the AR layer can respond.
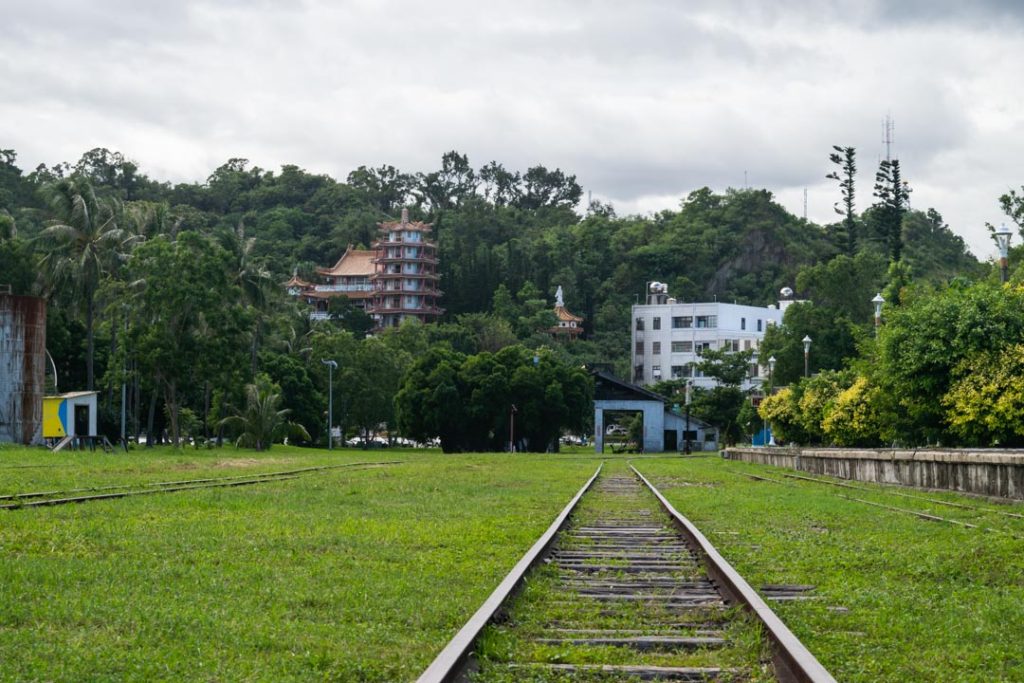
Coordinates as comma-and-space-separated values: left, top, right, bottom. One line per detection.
554, 305, 584, 323
317, 245, 375, 277
283, 273, 312, 288
378, 207, 433, 232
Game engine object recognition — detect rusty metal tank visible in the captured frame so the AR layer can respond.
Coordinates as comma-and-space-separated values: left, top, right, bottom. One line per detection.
0, 293, 47, 445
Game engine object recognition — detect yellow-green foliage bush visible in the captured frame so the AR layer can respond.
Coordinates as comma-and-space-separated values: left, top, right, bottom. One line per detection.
943, 344, 1024, 446
821, 375, 884, 447
759, 387, 807, 444
797, 371, 852, 443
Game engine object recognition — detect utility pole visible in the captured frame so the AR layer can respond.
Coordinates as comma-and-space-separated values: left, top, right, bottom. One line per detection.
321, 359, 337, 449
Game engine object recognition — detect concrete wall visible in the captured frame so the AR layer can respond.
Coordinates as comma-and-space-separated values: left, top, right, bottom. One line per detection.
725, 447, 1024, 500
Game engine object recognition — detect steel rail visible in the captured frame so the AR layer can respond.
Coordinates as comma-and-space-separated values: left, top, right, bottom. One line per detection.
780, 471, 1024, 520
0, 461, 404, 502
631, 464, 837, 683
417, 463, 603, 683
0, 461, 403, 511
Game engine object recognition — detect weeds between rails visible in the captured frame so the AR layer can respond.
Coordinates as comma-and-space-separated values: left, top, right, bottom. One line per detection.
0, 461, 403, 510
422, 461, 834, 683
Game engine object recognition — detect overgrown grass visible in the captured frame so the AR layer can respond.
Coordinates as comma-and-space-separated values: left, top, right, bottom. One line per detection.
0, 446, 597, 682
635, 456, 1024, 682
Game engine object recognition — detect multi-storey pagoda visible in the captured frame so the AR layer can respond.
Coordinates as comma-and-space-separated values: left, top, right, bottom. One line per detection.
370, 208, 443, 328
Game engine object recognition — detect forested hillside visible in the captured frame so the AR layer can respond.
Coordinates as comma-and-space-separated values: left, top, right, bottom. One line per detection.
0, 146, 985, 445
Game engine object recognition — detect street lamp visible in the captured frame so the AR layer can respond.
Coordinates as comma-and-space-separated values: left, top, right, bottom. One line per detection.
995, 223, 1013, 284
510, 355, 540, 453
871, 293, 885, 335
321, 359, 337, 449
767, 355, 776, 446
509, 404, 517, 453
802, 335, 812, 378
684, 379, 692, 455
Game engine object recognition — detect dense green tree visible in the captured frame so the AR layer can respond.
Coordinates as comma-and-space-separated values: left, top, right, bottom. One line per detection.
759, 302, 860, 386
395, 345, 591, 453
795, 252, 887, 323
124, 232, 247, 445
258, 352, 321, 443
875, 280, 1024, 444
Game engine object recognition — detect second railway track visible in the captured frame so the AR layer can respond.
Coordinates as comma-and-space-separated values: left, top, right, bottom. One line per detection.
0, 460, 403, 510
420, 462, 834, 683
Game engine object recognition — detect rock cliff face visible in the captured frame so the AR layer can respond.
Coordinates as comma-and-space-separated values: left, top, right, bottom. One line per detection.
703, 221, 821, 303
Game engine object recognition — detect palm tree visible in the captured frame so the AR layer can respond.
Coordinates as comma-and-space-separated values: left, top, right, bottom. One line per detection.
38, 177, 135, 390
218, 219, 274, 376
220, 381, 310, 451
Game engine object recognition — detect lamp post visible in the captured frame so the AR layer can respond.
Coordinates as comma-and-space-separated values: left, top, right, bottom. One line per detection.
120, 304, 128, 447
509, 404, 517, 452
871, 293, 885, 335
996, 223, 1013, 284
802, 335, 812, 378
321, 359, 337, 449
767, 355, 776, 446
684, 379, 692, 455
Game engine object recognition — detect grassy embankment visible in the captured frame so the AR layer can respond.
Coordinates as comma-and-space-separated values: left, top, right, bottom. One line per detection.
0, 445, 597, 682
636, 456, 1024, 683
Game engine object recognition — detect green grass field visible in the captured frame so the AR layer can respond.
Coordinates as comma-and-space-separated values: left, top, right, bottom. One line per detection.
2, 446, 1022, 681
0, 445, 597, 682
634, 456, 1024, 683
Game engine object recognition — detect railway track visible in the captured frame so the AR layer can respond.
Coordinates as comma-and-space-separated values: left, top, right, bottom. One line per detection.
0, 460, 402, 510
420, 462, 834, 683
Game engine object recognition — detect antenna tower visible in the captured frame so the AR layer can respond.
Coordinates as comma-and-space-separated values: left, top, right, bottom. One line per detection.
883, 114, 894, 162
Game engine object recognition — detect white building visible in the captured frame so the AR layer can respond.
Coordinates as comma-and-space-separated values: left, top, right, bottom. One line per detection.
630, 282, 792, 390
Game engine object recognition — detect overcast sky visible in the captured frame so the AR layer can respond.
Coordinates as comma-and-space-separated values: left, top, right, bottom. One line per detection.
3, 0, 1023, 258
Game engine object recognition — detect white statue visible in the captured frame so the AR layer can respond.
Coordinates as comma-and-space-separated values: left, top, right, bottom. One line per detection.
555, 285, 564, 307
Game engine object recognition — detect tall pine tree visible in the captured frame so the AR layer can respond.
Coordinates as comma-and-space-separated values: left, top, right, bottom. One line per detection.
826, 145, 857, 255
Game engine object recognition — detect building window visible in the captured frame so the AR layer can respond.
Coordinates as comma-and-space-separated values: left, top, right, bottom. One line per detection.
672, 316, 692, 329
652, 341, 661, 354
635, 318, 645, 331
757, 319, 763, 332
695, 341, 712, 353
635, 341, 644, 355
653, 316, 661, 330
672, 364, 694, 378
671, 341, 693, 353
652, 364, 662, 378
723, 339, 740, 352
744, 339, 752, 351
634, 365, 644, 382
741, 317, 746, 330
696, 315, 717, 329
748, 363, 759, 378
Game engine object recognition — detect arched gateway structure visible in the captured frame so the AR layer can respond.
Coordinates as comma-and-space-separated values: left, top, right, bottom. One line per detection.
592, 370, 716, 453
